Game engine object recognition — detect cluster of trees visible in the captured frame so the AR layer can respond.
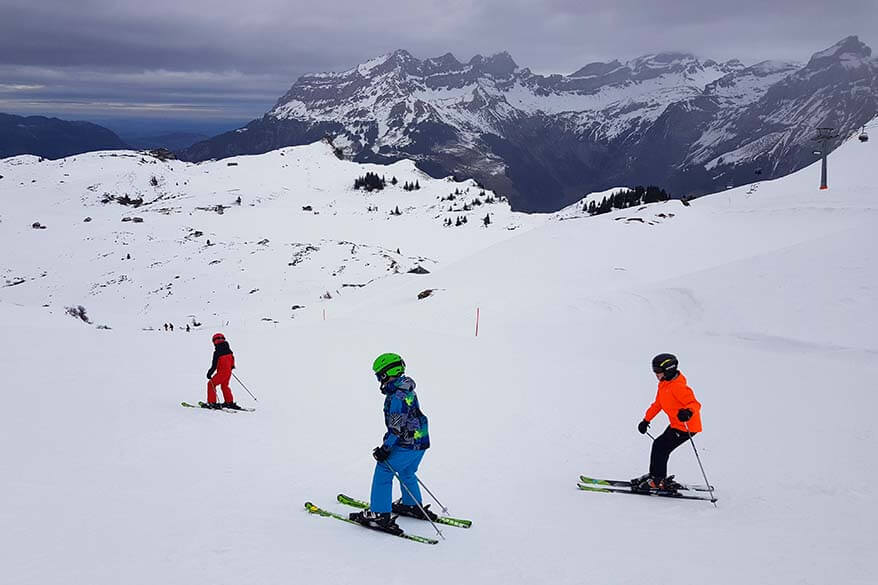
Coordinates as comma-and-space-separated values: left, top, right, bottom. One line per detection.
441, 189, 497, 204
443, 215, 470, 227
353, 174, 412, 192
353, 172, 386, 192
585, 186, 671, 216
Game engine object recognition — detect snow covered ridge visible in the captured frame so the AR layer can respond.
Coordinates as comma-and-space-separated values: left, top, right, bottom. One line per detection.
181, 36, 878, 214
0, 141, 545, 330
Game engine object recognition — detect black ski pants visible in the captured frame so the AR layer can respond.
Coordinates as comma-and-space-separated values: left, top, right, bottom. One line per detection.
649, 425, 694, 479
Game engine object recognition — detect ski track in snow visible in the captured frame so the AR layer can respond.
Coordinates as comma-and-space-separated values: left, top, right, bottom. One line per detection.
1, 130, 877, 585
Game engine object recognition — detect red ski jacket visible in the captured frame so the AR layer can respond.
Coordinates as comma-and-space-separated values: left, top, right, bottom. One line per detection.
207, 341, 235, 379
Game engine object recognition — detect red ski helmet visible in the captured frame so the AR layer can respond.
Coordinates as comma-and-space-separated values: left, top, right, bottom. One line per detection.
212, 332, 226, 344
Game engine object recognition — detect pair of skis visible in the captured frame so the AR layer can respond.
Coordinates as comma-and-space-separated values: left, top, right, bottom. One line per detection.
181, 401, 255, 412
308, 474, 716, 545
305, 494, 472, 545
578, 475, 718, 502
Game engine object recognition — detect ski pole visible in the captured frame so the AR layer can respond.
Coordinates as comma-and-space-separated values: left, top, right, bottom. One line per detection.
684, 422, 717, 506
646, 431, 656, 440
413, 474, 449, 515
383, 461, 444, 540
232, 372, 258, 402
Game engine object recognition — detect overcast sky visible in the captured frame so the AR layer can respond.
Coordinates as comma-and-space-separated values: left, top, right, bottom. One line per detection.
1, 0, 875, 126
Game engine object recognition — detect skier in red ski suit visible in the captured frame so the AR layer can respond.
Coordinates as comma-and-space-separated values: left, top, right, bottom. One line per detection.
206, 333, 241, 409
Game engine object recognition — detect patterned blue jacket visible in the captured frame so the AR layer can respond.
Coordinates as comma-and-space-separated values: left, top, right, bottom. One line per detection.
381, 376, 430, 451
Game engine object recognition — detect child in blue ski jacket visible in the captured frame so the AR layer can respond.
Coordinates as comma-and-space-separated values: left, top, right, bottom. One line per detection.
349, 353, 435, 533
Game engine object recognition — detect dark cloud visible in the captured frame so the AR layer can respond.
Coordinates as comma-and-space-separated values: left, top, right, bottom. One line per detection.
0, 0, 875, 121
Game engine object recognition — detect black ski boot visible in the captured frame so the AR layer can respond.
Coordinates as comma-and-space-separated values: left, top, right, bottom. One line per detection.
392, 500, 439, 522
656, 475, 682, 493
632, 474, 681, 493
222, 402, 244, 411
202, 402, 222, 410
348, 510, 403, 535
630, 473, 652, 491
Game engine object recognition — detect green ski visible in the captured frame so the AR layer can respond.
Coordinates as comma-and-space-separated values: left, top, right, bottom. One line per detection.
579, 475, 713, 493
304, 502, 438, 544
337, 494, 472, 528
577, 483, 717, 502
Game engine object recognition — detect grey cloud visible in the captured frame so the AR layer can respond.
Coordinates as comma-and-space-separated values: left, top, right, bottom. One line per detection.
0, 0, 875, 120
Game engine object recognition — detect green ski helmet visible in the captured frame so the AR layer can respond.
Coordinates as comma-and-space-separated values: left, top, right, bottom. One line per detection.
373, 352, 405, 382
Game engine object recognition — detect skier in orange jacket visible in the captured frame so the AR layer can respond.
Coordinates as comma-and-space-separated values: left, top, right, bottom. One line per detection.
205, 333, 243, 410
633, 353, 701, 491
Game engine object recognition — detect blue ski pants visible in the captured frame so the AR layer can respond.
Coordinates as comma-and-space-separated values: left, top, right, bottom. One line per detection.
370, 447, 425, 514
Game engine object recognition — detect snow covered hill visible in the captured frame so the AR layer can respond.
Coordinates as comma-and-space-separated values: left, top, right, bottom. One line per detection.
0, 141, 540, 329
2, 130, 877, 584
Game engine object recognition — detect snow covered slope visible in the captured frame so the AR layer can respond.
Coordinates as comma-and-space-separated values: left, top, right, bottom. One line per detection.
0, 141, 539, 329
2, 131, 876, 584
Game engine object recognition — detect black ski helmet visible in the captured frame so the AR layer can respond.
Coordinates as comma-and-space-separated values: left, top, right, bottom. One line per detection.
652, 353, 679, 379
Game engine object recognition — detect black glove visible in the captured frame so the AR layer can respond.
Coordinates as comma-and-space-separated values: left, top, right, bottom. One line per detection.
638, 420, 650, 434
372, 446, 391, 462
206, 371, 213, 380
677, 408, 693, 422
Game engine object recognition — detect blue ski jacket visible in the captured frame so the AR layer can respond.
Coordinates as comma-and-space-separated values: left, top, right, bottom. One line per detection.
381, 376, 430, 451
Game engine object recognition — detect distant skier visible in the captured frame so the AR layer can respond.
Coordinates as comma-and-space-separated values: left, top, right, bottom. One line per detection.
633, 353, 702, 491
349, 353, 434, 533
205, 333, 242, 410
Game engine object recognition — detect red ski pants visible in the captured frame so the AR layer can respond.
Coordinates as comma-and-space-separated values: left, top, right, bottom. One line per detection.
207, 372, 234, 404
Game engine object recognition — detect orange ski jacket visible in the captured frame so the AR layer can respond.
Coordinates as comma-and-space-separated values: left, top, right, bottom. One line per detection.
644, 372, 702, 432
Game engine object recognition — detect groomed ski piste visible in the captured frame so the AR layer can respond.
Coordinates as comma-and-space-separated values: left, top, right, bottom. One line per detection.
1, 127, 876, 584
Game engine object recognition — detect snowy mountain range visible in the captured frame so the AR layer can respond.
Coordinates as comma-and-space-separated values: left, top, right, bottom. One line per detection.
182, 36, 878, 211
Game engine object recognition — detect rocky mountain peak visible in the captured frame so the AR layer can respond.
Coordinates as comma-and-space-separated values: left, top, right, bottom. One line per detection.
354, 49, 419, 78
468, 51, 518, 78
808, 35, 872, 66
424, 52, 463, 75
